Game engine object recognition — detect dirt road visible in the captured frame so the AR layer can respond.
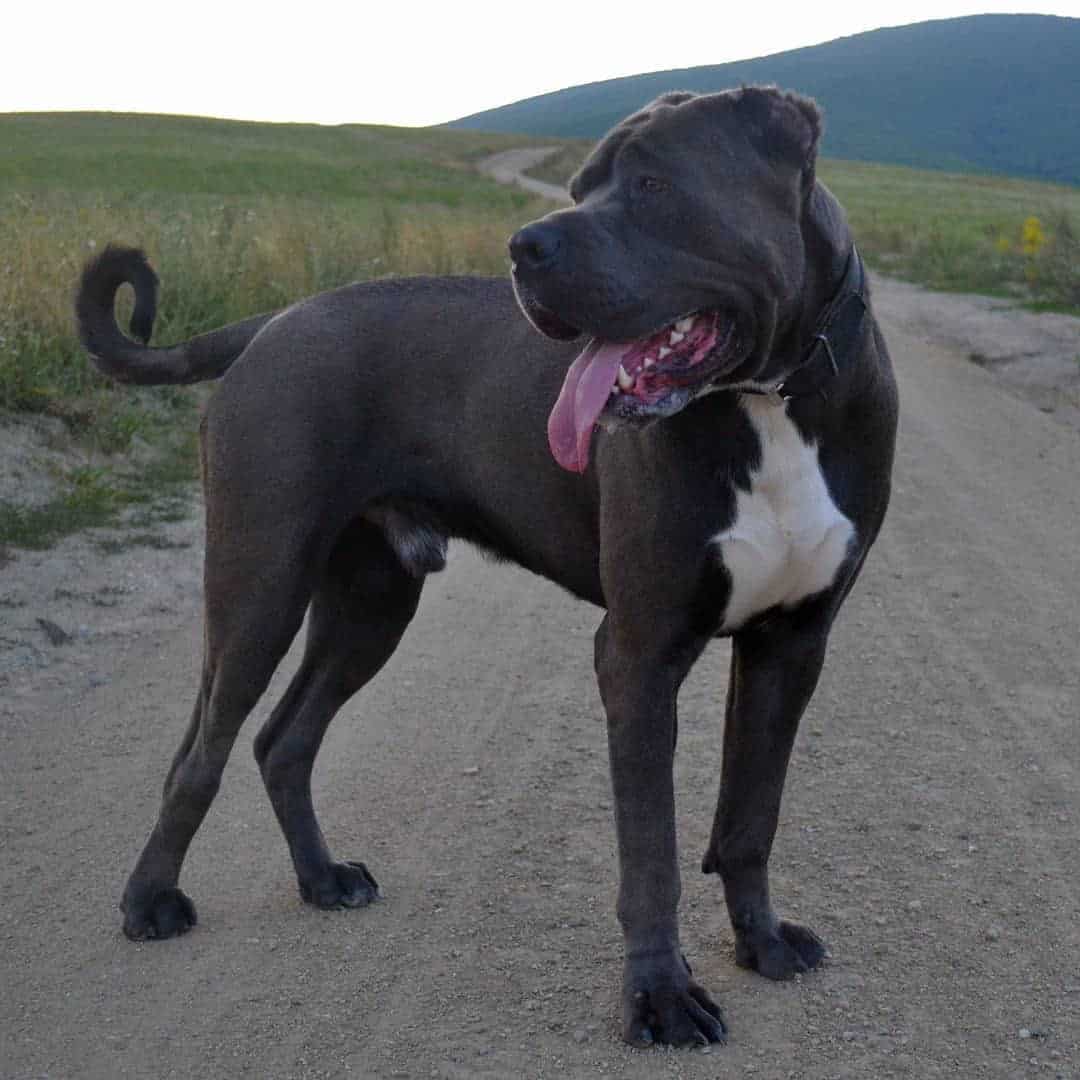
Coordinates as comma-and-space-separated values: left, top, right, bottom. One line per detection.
3, 211, 1079, 1078
477, 148, 568, 203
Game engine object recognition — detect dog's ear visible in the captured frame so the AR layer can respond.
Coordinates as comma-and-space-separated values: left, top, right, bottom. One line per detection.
625, 91, 699, 127
734, 85, 823, 183
652, 90, 698, 108
571, 91, 701, 201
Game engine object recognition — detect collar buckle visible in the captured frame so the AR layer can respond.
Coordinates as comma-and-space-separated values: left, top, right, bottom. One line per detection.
810, 332, 840, 377
777, 247, 867, 401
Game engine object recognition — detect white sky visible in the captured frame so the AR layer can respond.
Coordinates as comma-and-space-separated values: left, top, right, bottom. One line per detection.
4, 2, 1075, 127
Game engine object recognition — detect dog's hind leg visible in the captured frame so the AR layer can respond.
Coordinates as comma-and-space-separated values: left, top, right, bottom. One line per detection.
700, 597, 834, 980
120, 528, 317, 940
253, 518, 424, 910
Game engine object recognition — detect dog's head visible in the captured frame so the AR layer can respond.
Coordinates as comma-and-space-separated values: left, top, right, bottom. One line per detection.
509, 86, 826, 472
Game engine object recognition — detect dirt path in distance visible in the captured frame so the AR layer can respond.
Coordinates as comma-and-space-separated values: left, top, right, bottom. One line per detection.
477, 147, 569, 203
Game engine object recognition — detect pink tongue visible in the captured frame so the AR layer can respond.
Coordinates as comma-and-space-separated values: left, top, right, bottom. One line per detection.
547, 338, 628, 473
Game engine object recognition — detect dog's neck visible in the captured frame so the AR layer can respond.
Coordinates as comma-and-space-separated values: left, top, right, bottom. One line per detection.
804, 183, 854, 282
761, 182, 869, 400
777, 245, 868, 400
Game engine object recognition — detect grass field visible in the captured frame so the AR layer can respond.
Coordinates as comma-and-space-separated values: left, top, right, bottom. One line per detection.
0, 113, 554, 547
821, 159, 1080, 310
0, 113, 551, 416
2, 110, 1078, 549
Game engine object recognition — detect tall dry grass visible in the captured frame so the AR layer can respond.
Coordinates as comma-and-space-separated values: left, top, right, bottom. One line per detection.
0, 113, 558, 547
818, 160, 1080, 310
0, 190, 553, 547
0, 191, 547, 432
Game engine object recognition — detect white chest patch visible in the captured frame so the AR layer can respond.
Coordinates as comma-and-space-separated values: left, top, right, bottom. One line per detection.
713, 394, 855, 632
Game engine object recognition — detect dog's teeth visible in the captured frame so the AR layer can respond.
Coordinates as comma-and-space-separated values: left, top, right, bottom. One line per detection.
656, 348, 670, 361
669, 331, 685, 345
617, 364, 635, 392
675, 317, 694, 333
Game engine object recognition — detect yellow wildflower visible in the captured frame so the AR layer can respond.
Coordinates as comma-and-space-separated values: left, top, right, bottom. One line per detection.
1021, 216, 1046, 257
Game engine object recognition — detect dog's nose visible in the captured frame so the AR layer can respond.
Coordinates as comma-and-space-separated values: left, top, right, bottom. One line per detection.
509, 223, 562, 272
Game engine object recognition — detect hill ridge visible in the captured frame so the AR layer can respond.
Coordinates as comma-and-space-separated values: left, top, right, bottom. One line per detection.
447, 14, 1080, 186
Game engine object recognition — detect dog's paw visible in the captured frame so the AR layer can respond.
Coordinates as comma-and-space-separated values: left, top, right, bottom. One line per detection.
735, 919, 826, 980
121, 886, 197, 941
299, 860, 380, 909
622, 954, 727, 1047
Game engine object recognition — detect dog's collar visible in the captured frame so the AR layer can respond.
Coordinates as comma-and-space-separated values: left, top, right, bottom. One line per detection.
746, 246, 868, 402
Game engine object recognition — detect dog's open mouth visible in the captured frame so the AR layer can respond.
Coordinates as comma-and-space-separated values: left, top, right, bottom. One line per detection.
547, 311, 739, 473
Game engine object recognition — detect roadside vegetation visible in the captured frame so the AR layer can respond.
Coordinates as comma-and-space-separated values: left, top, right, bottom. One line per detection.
0, 113, 553, 550
822, 160, 1080, 312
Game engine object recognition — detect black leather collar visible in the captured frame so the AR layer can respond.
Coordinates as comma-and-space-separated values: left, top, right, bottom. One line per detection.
758, 246, 869, 401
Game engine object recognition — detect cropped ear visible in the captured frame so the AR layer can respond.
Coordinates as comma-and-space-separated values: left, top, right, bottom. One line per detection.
571, 91, 701, 200
734, 85, 823, 184
624, 90, 700, 128
651, 90, 698, 108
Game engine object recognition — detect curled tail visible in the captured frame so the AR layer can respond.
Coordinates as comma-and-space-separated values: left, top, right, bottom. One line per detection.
76, 245, 276, 385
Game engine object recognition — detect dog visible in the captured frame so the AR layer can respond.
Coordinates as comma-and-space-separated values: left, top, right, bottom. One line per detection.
77, 85, 897, 1047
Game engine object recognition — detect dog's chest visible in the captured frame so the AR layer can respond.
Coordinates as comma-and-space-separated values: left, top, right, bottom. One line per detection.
712, 395, 854, 632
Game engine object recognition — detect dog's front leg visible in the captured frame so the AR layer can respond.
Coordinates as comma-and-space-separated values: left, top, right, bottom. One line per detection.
701, 598, 834, 980
595, 615, 726, 1047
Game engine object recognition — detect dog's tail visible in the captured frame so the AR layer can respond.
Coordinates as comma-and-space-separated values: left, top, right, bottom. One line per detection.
76, 245, 276, 385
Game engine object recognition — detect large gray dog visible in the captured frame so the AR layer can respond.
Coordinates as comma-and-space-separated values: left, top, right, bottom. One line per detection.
78, 86, 897, 1047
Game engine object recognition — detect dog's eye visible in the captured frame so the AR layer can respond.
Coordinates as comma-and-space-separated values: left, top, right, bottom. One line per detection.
639, 176, 668, 194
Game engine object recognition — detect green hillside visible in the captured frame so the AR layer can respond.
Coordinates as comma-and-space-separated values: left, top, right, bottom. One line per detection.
0, 111, 544, 203
448, 14, 1080, 186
